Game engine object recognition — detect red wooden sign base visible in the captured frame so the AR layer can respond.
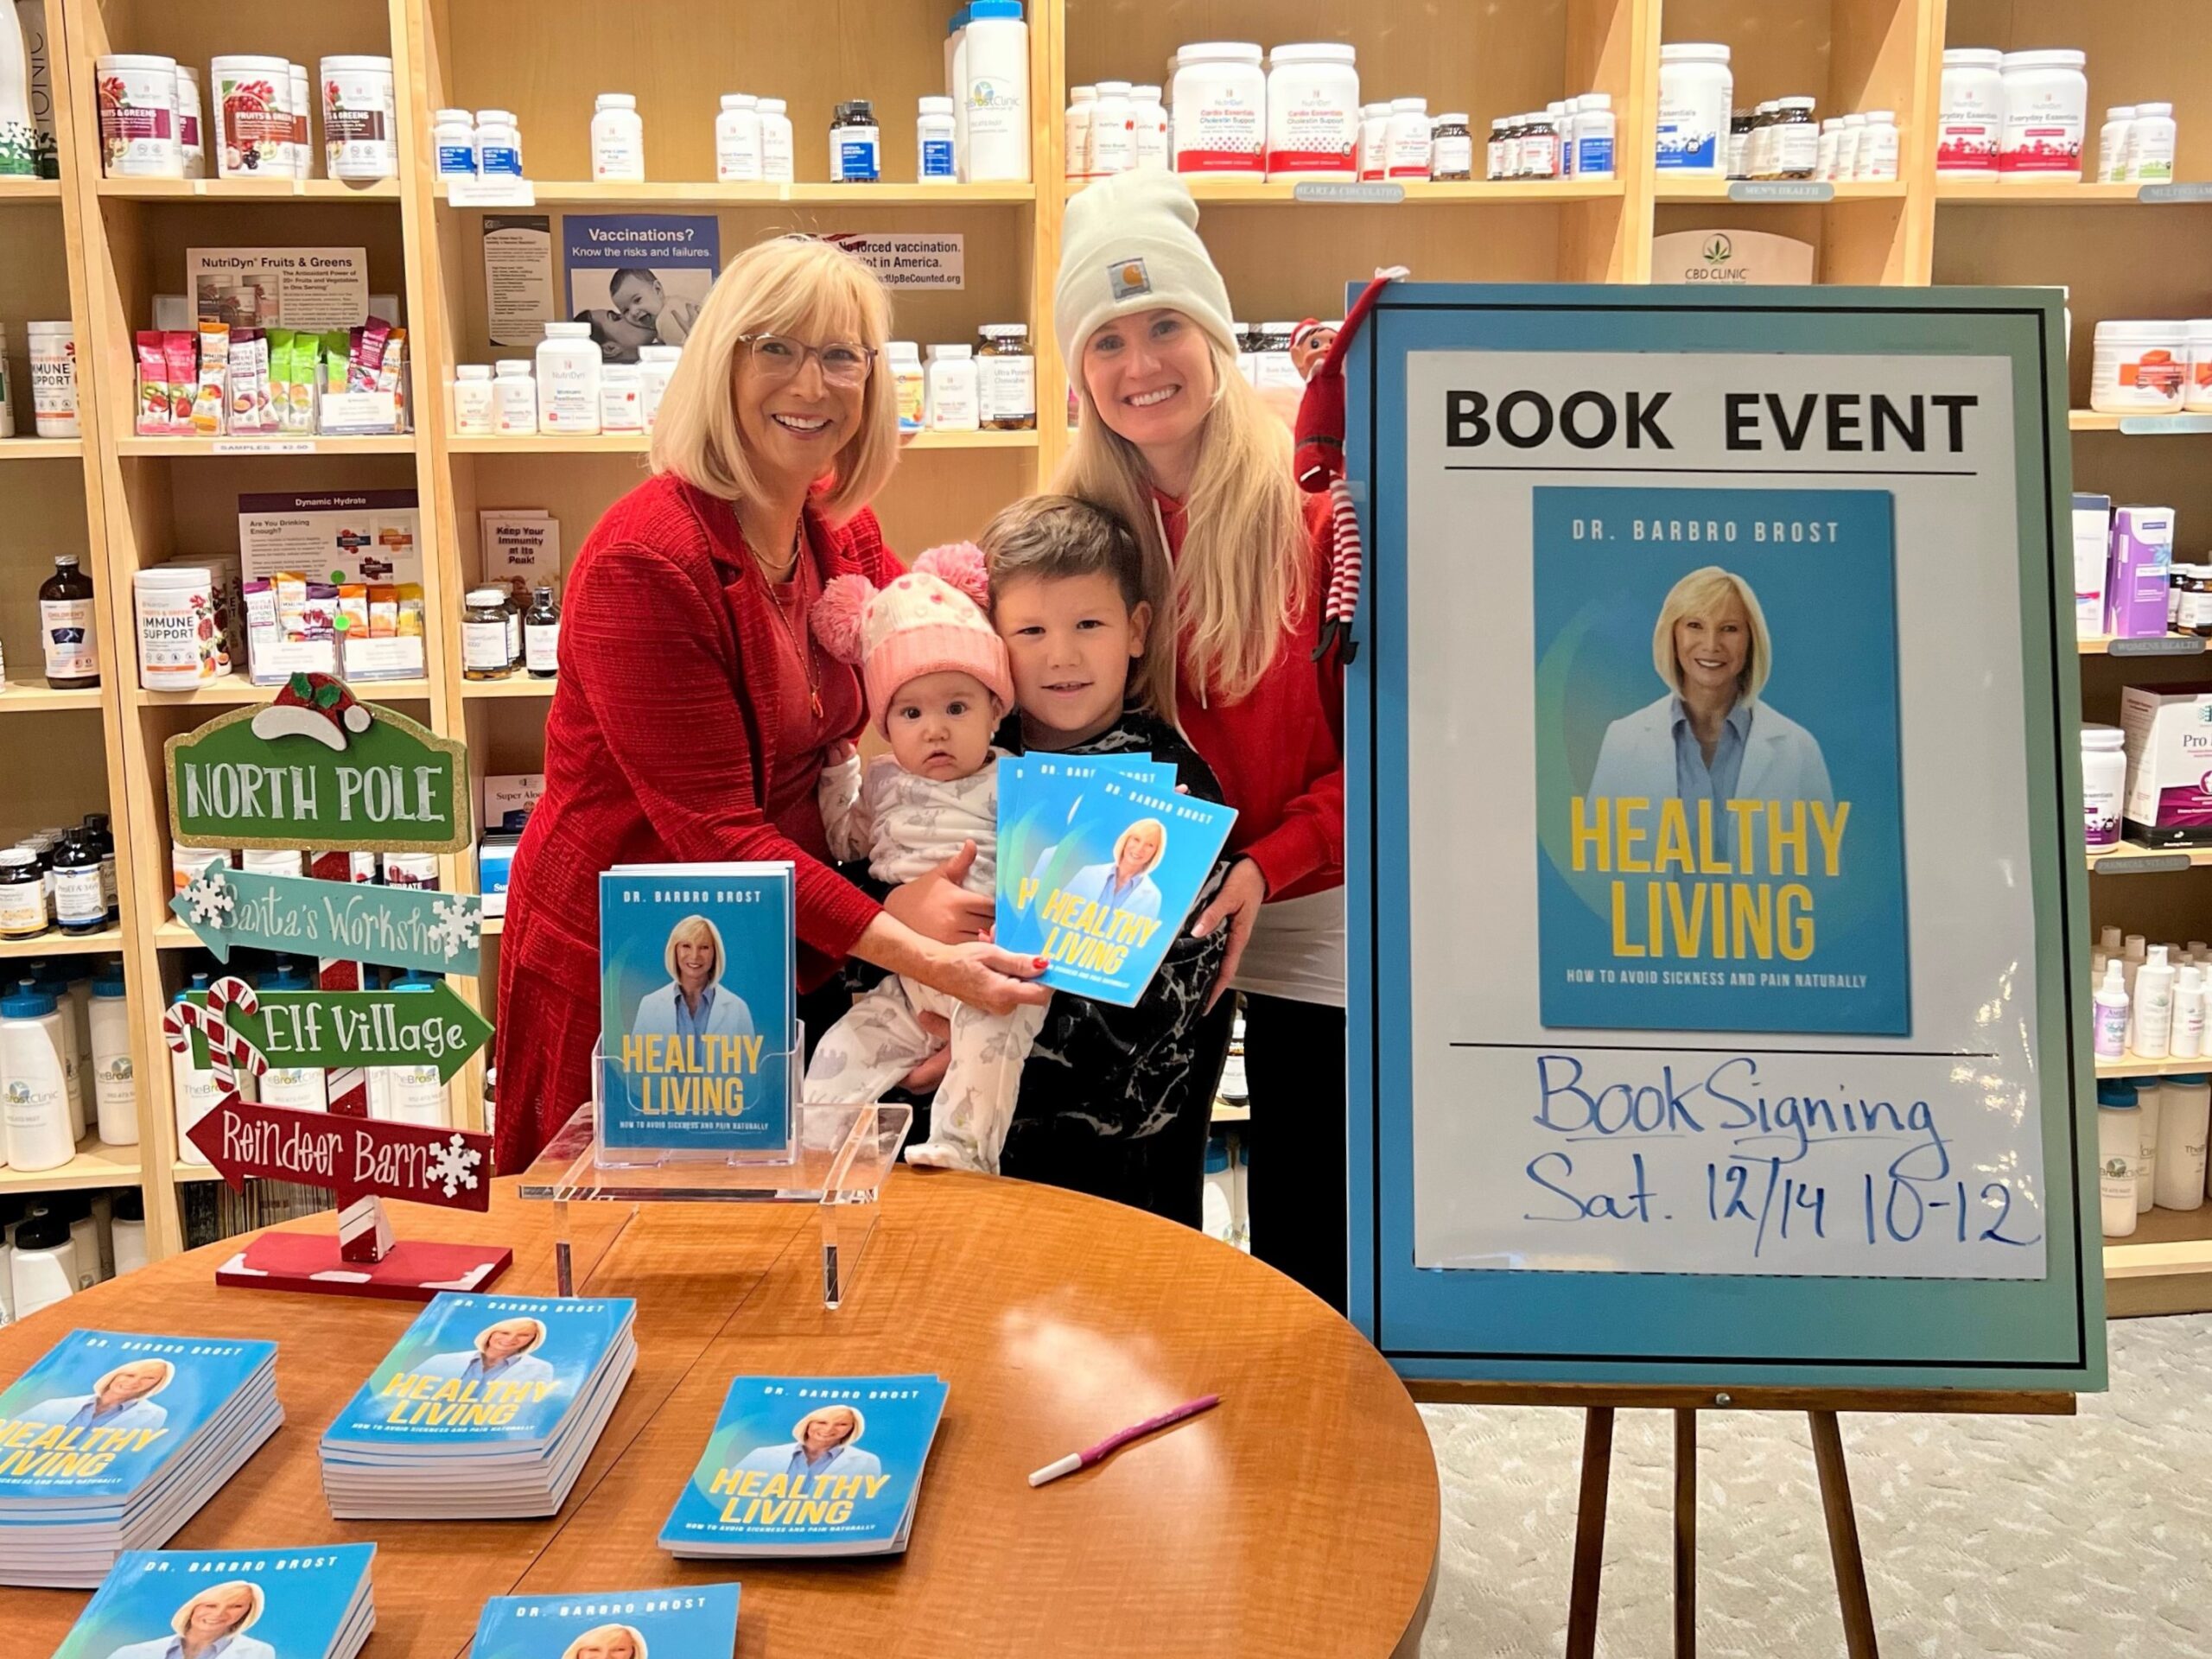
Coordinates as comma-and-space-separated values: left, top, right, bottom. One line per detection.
213, 1230, 513, 1301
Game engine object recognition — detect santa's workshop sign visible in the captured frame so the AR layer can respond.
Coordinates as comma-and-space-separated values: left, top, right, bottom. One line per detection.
165, 673, 472, 853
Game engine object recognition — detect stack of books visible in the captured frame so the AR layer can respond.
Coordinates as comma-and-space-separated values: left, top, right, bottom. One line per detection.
470, 1581, 741, 1658
318, 1293, 637, 1519
0, 1330, 283, 1587
52, 1544, 376, 1659
661, 1374, 949, 1558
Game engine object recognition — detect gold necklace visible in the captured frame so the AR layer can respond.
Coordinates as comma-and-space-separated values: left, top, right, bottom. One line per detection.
756, 523, 823, 720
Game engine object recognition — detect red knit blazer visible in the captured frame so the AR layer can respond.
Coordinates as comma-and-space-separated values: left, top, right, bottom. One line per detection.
499, 471, 899, 1007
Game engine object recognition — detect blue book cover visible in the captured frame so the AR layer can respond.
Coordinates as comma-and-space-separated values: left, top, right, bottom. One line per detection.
471, 1582, 741, 1659
0, 1331, 275, 1503
1532, 485, 1910, 1034
53, 1544, 375, 1659
995, 756, 1235, 1007
322, 1294, 634, 1451
660, 1376, 948, 1556
599, 864, 795, 1152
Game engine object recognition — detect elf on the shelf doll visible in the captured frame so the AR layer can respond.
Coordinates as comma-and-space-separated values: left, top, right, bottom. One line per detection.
1290, 268, 1404, 662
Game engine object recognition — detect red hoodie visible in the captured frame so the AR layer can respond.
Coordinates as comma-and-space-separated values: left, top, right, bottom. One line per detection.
1154, 488, 1344, 901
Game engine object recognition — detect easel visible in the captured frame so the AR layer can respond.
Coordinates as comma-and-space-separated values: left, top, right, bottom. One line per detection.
1410, 1382, 2077, 1656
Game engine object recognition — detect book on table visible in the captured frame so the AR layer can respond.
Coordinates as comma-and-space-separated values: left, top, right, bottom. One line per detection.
469, 1580, 741, 1659
51, 1543, 375, 1659
0, 1329, 282, 1587
661, 1374, 949, 1558
318, 1293, 637, 1519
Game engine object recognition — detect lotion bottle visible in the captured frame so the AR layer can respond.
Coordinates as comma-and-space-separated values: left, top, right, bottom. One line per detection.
0, 977, 72, 1172
2094, 958, 2130, 1059
2137, 944, 2177, 1059
2097, 1079, 2141, 1236
2174, 963, 2206, 1059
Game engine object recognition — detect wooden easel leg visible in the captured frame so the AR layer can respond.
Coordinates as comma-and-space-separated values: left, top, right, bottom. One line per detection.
1565, 1407, 1614, 1659
1808, 1410, 1880, 1659
1674, 1409, 1697, 1658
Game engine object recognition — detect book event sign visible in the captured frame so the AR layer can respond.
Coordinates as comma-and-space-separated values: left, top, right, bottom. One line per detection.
1346, 286, 2104, 1389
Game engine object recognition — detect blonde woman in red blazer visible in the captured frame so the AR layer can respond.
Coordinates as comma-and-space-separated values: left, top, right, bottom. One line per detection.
494, 236, 1044, 1170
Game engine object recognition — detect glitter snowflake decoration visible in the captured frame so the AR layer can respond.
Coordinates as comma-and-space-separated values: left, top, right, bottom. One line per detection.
185, 869, 237, 926
425, 1132, 482, 1199
427, 894, 481, 960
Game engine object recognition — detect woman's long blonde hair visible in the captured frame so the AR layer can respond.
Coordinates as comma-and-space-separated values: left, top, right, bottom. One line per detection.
1056, 334, 1309, 715
650, 234, 899, 523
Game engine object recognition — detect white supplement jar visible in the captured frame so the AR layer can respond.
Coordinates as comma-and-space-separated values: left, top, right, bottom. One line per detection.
1265, 42, 1357, 180
592, 92, 645, 181
1065, 86, 1096, 181
211, 54, 292, 177
170, 844, 226, 894
474, 108, 523, 177
451, 363, 496, 434
2092, 319, 2190, 413
433, 106, 475, 175
925, 344, 980, 430
1090, 79, 1135, 175
600, 364, 642, 432
1937, 48, 2003, 175
493, 359, 537, 433
0, 982, 72, 1173
1171, 42, 1264, 174
717, 93, 764, 181
320, 54, 396, 180
1656, 41, 1731, 174
1383, 96, 1431, 179
2185, 321, 2212, 412
759, 98, 793, 181
289, 63, 309, 178
887, 340, 925, 432
92, 54, 179, 178
917, 95, 957, 179
1999, 49, 2087, 181
1558, 99, 1581, 177
1358, 102, 1390, 179
88, 970, 135, 1145
2096, 105, 2136, 183
26, 321, 76, 438
1130, 85, 1169, 170
1575, 94, 1617, 180
2082, 725, 2126, 850
536, 321, 602, 434
175, 63, 207, 178
132, 564, 216, 690
2129, 101, 2177, 182
1858, 111, 1900, 181
639, 345, 682, 429
1831, 112, 1863, 181
1816, 118, 1841, 180
962, 0, 1030, 183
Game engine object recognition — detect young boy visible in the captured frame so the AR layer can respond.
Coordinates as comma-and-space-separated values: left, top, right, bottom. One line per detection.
980, 495, 1235, 1224
803, 545, 1046, 1171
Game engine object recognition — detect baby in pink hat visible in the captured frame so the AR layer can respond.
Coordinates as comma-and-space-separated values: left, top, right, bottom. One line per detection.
804, 544, 1045, 1171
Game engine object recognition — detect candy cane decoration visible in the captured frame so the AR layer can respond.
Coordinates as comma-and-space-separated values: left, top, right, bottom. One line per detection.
162, 975, 269, 1103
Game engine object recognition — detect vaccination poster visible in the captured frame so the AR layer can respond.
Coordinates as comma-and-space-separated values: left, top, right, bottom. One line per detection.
562, 213, 719, 364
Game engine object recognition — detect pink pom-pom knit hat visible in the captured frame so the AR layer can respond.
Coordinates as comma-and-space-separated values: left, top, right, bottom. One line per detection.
812, 543, 1014, 736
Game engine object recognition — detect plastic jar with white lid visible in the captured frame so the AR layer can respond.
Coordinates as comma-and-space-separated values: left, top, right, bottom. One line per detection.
463, 588, 512, 679
493, 359, 536, 433
92, 54, 179, 178
1358, 102, 1390, 179
1091, 79, 1135, 175
474, 108, 523, 176
450, 363, 495, 434
918, 95, 957, 180
2092, 320, 2190, 413
289, 64, 310, 179
1656, 42, 1731, 174
175, 63, 206, 178
887, 341, 925, 432
210, 55, 291, 177
26, 321, 76, 438
2186, 321, 2212, 412
1999, 49, 2087, 180
2082, 726, 2127, 850
1574, 95, 1616, 181
131, 565, 216, 690
433, 107, 476, 175
759, 98, 793, 181
960, 0, 1029, 183
1130, 86, 1169, 170
926, 344, 980, 431
717, 94, 764, 181
1172, 43, 1265, 174
1383, 97, 1431, 179
638, 344, 683, 429
600, 365, 642, 432
2128, 102, 2177, 183
2097, 106, 2137, 183
536, 321, 602, 434
1265, 42, 1357, 179
592, 92, 645, 181
1857, 111, 1899, 181
320, 55, 396, 180
1937, 48, 2004, 175
1816, 118, 1841, 180
1065, 86, 1096, 181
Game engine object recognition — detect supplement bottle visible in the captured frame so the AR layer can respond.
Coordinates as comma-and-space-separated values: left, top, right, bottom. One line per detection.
0, 980, 71, 1173
1429, 113, 1473, 181
1656, 41, 1731, 175
0, 849, 45, 940
1999, 49, 2087, 181
716, 93, 764, 181
51, 832, 102, 937
1360, 102, 1391, 179
2096, 105, 2136, 183
977, 325, 1036, 430
1574, 93, 1617, 179
1484, 118, 1509, 180
255, 962, 326, 1113
961, 0, 1030, 182
432, 106, 476, 175
1172, 44, 1264, 173
1091, 80, 1135, 175
1748, 101, 1778, 178
168, 976, 219, 1166
493, 359, 536, 433
39, 552, 97, 690
474, 108, 523, 176
1065, 86, 1096, 181
92, 54, 180, 178
1726, 109, 1752, 179
591, 92, 645, 181
176, 63, 207, 178
599, 364, 641, 432
451, 363, 495, 435
1265, 42, 1358, 180
1858, 111, 1900, 181
918, 95, 957, 180
211, 54, 292, 177
82, 813, 116, 918
1383, 97, 1431, 179
830, 99, 881, 182
2097, 1077, 2140, 1235
1772, 96, 1818, 178
759, 97, 794, 181
536, 321, 602, 434
88, 968, 136, 1144
2128, 102, 2177, 182
1937, 48, 2003, 175
1519, 109, 1558, 180
27, 320, 77, 438
524, 585, 561, 677
925, 344, 980, 430
320, 54, 397, 181
464, 588, 512, 681
289, 64, 309, 180
1832, 112, 1864, 181
1815, 118, 1840, 180
638, 344, 683, 429
1130, 85, 1170, 170
887, 341, 925, 432
1559, 98, 1582, 176
2157, 1072, 2210, 1206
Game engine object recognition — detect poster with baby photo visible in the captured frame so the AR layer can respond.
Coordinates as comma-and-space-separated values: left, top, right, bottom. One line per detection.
562, 214, 719, 365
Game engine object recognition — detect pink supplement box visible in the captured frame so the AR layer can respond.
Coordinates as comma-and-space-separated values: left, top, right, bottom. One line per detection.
2121, 682, 2212, 846
2106, 504, 2175, 639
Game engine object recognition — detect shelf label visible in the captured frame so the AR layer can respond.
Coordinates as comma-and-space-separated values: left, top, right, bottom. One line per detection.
2139, 182, 2212, 203
1727, 181, 1834, 202
2109, 634, 2208, 657
1293, 181, 1404, 205
212, 439, 316, 454
2117, 413, 2212, 435
447, 176, 537, 208
2090, 852, 2193, 875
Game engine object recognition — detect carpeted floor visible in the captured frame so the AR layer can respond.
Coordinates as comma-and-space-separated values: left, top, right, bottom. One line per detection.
1415, 1314, 2212, 1656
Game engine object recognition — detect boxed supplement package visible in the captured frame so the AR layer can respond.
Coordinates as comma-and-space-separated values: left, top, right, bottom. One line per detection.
478, 834, 521, 917
2073, 493, 2110, 641
2106, 504, 2175, 640
2120, 682, 2212, 846
481, 773, 546, 835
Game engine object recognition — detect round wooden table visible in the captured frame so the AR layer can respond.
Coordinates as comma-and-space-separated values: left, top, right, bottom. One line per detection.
8, 1172, 1437, 1657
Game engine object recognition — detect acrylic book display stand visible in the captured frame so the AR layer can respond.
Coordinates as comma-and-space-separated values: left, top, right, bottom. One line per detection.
515, 1037, 911, 1310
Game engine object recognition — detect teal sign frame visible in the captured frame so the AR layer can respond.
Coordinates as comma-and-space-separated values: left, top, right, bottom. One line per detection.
1345, 284, 2105, 1391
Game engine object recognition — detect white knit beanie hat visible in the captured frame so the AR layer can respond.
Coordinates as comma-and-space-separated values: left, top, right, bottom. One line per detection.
1052, 171, 1238, 374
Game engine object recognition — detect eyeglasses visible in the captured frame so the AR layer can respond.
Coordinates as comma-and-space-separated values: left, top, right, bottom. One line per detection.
737, 333, 877, 388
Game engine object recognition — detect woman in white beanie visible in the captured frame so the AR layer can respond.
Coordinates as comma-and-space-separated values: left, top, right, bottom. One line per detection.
1050, 171, 1351, 1310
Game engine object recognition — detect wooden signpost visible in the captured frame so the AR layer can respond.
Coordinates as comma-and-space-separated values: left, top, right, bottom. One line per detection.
165, 673, 502, 1297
